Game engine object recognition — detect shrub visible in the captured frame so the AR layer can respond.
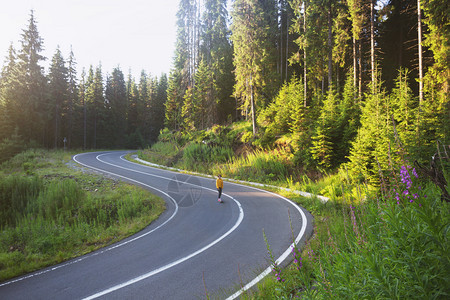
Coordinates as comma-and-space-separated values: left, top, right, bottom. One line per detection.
0, 175, 42, 227
183, 142, 233, 170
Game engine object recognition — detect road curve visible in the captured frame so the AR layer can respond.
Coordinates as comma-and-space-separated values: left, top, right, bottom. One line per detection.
0, 151, 313, 299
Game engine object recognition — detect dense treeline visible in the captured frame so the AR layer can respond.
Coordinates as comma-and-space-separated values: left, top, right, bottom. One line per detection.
0, 11, 167, 158
166, 0, 448, 181
0, 0, 449, 179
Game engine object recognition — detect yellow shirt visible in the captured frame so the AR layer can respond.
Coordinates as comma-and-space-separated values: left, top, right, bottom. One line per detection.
216, 178, 223, 189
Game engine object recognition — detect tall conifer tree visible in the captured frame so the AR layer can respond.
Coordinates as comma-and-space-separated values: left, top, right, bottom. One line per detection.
9, 10, 47, 144
48, 47, 69, 148
231, 0, 273, 135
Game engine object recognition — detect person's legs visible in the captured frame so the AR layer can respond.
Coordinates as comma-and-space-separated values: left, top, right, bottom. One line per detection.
218, 188, 222, 201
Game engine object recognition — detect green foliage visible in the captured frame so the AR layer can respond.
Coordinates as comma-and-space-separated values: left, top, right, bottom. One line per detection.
182, 142, 233, 171
0, 175, 42, 227
0, 128, 26, 164
256, 162, 449, 299
0, 150, 165, 281
224, 150, 289, 183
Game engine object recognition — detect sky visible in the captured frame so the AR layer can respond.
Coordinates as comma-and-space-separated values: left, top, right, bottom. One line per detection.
0, 0, 179, 79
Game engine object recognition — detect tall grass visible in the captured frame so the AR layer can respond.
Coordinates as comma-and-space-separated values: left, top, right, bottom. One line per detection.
254, 163, 449, 299
138, 142, 181, 166
182, 143, 233, 172
0, 150, 165, 281
218, 150, 289, 183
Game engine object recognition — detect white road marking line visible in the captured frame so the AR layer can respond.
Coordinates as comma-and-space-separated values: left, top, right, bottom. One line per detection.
83, 198, 243, 300
0, 152, 180, 288
225, 184, 308, 300
124, 153, 309, 299
75, 152, 244, 299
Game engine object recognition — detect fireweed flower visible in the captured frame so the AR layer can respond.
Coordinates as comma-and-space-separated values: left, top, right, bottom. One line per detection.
292, 246, 303, 270
394, 165, 424, 206
273, 263, 284, 282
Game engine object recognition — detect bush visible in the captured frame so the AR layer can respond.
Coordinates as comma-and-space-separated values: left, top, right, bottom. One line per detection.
0, 175, 42, 227
182, 142, 233, 170
256, 164, 450, 299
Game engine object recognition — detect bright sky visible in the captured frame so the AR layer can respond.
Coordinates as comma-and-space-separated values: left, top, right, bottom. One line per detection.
0, 0, 179, 79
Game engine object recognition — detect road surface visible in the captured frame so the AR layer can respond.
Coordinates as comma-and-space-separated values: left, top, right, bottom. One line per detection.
0, 151, 313, 299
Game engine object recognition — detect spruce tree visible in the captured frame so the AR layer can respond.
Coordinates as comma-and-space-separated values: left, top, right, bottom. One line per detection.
105, 67, 127, 147
181, 87, 196, 131
66, 47, 78, 149
48, 47, 69, 149
310, 87, 340, 169
84, 65, 105, 149
149, 74, 167, 143
201, 0, 235, 124
126, 73, 140, 137
9, 10, 47, 144
0, 44, 18, 141
193, 59, 215, 129
231, 0, 272, 135
165, 70, 183, 131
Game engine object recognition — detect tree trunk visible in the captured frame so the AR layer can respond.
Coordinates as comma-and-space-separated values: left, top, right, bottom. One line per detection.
54, 104, 59, 149
83, 95, 87, 150
286, 6, 289, 81
328, 1, 333, 90
304, 2, 307, 107
250, 74, 257, 136
370, 0, 375, 92
358, 39, 362, 98
353, 36, 357, 99
417, 0, 423, 105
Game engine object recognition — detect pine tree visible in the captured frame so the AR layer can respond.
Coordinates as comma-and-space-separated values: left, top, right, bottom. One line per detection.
8, 10, 47, 144
390, 68, 416, 152
194, 59, 215, 129
66, 46, 78, 149
0, 44, 18, 141
126, 73, 139, 136
347, 72, 393, 184
347, 0, 364, 97
85, 65, 105, 149
105, 67, 127, 147
421, 0, 449, 146
231, 0, 272, 135
310, 87, 340, 169
78, 68, 87, 149
181, 87, 196, 130
338, 71, 361, 159
48, 47, 69, 148
165, 70, 183, 130
201, 0, 235, 124
149, 74, 167, 143
138, 70, 150, 141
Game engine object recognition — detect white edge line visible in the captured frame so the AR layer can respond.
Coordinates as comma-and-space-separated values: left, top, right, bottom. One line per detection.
225, 186, 307, 300
0, 152, 181, 288
133, 156, 329, 203
129, 155, 309, 299
79, 152, 244, 299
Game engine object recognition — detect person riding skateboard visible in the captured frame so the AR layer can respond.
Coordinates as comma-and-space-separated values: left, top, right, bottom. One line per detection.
216, 175, 223, 203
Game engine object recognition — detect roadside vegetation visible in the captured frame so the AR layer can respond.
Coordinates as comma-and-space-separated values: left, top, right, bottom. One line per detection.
139, 122, 449, 299
0, 149, 165, 282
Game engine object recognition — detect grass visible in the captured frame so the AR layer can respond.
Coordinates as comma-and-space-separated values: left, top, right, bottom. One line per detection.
250, 164, 449, 299
0, 149, 165, 282
139, 127, 449, 299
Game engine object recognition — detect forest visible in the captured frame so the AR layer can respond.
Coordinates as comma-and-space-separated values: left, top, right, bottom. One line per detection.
0, 0, 448, 296
0, 0, 449, 178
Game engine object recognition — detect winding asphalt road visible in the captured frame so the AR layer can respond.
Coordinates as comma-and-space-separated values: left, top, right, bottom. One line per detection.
0, 151, 313, 299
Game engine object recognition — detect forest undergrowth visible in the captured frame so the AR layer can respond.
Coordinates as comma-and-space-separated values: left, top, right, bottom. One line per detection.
139, 123, 449, 299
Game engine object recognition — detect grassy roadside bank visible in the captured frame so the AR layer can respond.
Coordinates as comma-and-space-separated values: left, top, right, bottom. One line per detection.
0, 149, 165, 282
138, 125, 449, 299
